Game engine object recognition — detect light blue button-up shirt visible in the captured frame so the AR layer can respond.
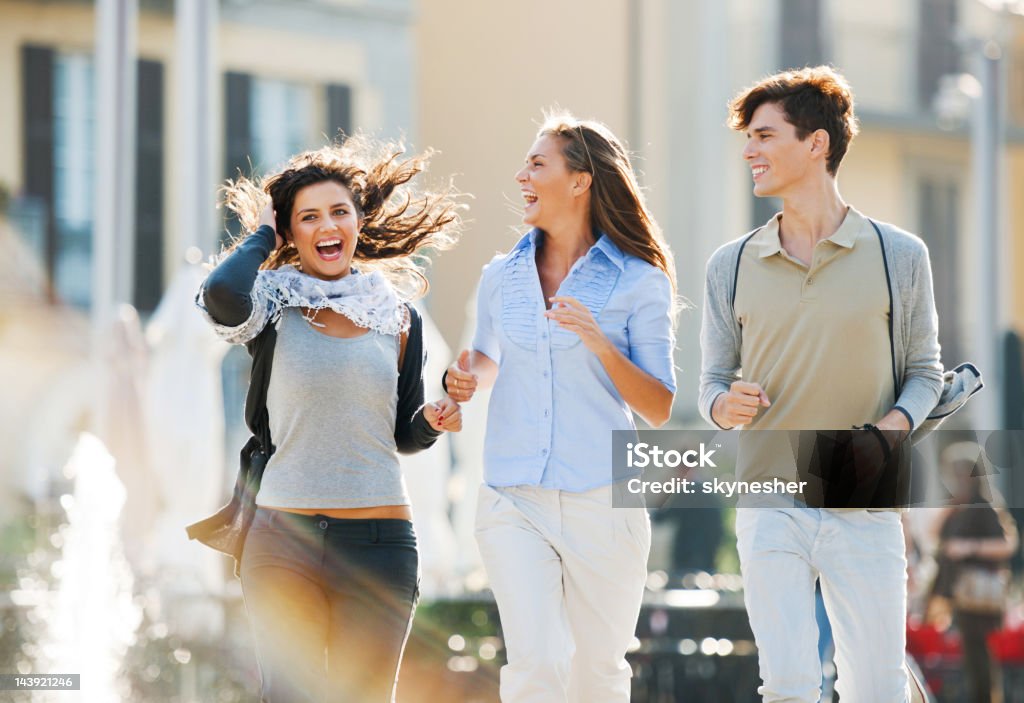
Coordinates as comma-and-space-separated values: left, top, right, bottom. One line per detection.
473, 229, 676, 491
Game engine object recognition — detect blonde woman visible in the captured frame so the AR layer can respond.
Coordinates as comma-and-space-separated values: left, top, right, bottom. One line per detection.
446, 113, 677, 702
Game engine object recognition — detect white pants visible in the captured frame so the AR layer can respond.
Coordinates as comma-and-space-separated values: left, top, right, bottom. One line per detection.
474, 483, 650, 703
736, 508, 910, 703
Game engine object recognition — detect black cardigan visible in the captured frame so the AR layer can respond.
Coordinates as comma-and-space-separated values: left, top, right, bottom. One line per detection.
186, 226, 440, 575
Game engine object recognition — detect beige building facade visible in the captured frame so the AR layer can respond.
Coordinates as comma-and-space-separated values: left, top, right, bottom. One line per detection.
418, 0, 1024, 425
0, 0, 413, 309
0, 0, 1020, 426
0, 0, 417, 506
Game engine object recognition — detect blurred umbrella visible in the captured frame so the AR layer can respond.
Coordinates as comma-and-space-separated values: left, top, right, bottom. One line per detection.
142, 254, 229, 637
102, 303, 162, 572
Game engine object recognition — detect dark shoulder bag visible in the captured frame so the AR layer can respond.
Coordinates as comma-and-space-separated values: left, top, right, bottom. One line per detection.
185, 323, 278, 577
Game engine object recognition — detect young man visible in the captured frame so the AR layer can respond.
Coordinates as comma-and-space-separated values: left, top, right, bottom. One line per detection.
699, 66, 943, 702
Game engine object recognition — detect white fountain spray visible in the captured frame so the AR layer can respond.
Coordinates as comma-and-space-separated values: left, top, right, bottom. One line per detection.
34, 433, 142, 703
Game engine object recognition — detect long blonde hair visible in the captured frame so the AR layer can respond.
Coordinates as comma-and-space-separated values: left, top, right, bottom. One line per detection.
538, 111, 678, 311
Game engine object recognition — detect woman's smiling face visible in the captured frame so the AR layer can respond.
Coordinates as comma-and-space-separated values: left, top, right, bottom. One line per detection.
286, 180, 360, 280
514, 134, 583, 231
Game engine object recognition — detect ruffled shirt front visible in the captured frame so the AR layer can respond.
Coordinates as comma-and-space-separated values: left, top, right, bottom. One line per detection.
473, 229, 677, 491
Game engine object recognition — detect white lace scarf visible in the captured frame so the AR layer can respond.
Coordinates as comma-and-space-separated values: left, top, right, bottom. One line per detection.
201, 265, 409, 345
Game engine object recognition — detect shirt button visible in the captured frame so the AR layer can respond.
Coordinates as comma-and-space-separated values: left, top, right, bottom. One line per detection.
544, 409, 550, 417
806, 277, 814, 285
319, 520, 328, 529
541, 448, 548, 455
541, 332, 548, 339
543, 370, 550, 378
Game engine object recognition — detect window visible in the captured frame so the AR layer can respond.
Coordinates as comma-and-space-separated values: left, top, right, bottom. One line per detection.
917, 175, 961, 364
222, 73, 351, 239
326, 83, 352, 141
250, 77, 314, 171
21, 45, 164, 311
52, 51, 96, 309
779, 0, 825, 70
917, 0, 959, 110
1010, 48, 1024, 127
135, 59, 165, 312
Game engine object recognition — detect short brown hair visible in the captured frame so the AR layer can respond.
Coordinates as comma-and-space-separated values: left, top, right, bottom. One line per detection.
728, 66, 860, 175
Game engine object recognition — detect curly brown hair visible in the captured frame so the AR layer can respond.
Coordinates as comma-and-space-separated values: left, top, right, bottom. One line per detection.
220, 134, 464, 298
727, 65, 860, 176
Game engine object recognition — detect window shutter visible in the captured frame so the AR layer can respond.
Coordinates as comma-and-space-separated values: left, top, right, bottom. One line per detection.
326, 83, 352, 141
22, 44, 56, 297
224, 71, 252, 240
135, 58, 164, 312
779, 0, 824, 70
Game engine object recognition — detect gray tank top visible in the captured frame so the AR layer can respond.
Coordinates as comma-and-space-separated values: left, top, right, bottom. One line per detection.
256, 307, 409, 508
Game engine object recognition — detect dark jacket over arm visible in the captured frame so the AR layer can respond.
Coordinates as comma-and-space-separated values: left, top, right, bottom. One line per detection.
202, 224, 277, 326
396, 305, 443, 453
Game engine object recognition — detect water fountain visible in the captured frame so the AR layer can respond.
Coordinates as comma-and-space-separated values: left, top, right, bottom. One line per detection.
30, 433, 142, 703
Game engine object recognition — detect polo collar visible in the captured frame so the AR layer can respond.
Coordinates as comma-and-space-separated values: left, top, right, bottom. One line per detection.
755, 207, 862, 258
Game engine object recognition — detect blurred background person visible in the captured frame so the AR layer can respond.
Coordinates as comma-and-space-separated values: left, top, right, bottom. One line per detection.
927, 441, 1019, 703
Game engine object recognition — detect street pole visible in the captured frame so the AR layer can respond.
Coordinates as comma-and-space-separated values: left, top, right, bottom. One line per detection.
92, 0, 138, 439
626, 0, 642, 153
969, 41, 1003, 432
175, 0, 218, 258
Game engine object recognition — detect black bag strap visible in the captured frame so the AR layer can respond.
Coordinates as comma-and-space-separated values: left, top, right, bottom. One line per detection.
244, 323, 278, 454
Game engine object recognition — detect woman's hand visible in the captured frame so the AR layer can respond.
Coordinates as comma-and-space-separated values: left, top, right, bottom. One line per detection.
260, 201, 284, 251
545, 295, 674, 426
445, 350, 478, 403
424, 397, 462, 432
544, 296, 613, 356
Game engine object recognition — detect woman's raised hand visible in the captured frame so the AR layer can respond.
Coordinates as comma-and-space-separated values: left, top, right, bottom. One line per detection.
424, 397, 462, 433
260, 201, 285, 251
544, 296, 612, 355
445, 350, 478, 403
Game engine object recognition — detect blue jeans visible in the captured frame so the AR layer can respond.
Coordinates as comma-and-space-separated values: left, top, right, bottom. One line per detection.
240, 508, 419, 703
